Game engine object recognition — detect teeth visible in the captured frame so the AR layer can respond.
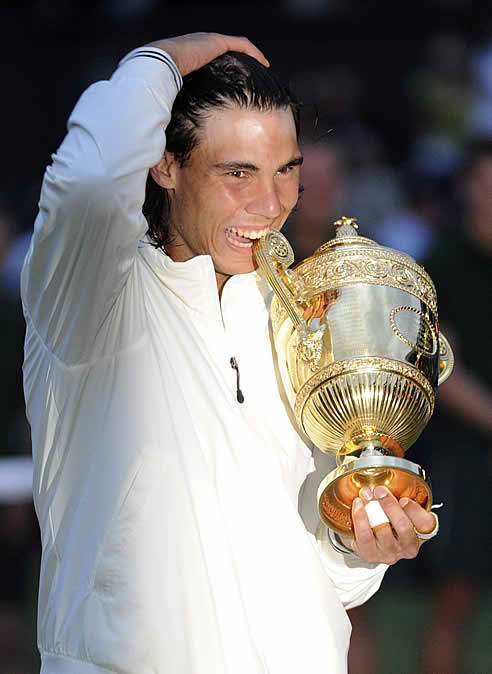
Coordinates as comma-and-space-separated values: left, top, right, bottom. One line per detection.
229, 227, 268, 239
225, 230, 253, 248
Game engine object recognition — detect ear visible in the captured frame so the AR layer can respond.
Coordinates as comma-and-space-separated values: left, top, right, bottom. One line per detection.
150, 150, 178, 189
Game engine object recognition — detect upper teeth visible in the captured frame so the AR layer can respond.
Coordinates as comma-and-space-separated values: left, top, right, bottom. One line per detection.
229, 227, 269, 239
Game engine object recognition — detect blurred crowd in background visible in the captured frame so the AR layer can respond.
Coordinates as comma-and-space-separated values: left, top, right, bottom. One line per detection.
1, 1, 491, 672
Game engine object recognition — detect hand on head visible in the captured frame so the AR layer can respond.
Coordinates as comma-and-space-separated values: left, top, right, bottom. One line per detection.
148, 32, 269, 76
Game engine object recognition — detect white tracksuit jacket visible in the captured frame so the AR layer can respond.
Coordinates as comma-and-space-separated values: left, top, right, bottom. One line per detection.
22, 47, 387, 674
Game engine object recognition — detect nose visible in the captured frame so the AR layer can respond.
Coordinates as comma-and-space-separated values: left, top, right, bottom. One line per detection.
246, 178, 282, 219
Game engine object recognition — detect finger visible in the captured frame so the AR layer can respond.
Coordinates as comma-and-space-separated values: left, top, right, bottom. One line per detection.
372, 522, 399, 562
399, 498, 438, 535
215, 34, 270, 67
338, 532, 356, 552
360, 489, 398, 560
373, 486, 417, 551
149, 33, 269, 77
351, 496, 379, 560
363, 496, 390, 529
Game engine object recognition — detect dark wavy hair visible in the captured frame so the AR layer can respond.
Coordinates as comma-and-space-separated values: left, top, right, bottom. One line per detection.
143, 51, 301, 250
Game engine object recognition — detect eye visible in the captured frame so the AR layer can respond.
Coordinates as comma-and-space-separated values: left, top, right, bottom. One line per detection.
277, 164, 296, 176
227, 170, 248, 179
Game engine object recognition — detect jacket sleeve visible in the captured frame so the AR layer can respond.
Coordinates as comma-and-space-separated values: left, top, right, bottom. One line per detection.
299, 448, 388, 610
21, 47, 182, 365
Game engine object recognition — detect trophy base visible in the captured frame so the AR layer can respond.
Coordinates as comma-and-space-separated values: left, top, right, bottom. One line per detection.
318, 454, 432, 536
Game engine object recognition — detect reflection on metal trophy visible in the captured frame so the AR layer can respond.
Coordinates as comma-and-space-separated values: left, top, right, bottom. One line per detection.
253, 217, 454, 536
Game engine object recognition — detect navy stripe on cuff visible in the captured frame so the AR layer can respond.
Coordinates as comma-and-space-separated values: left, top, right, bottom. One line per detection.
124, 49, 182, 91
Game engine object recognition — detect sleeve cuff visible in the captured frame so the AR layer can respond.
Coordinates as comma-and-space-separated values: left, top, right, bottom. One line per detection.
316, 521, 384, 570
118, 46, 183, 92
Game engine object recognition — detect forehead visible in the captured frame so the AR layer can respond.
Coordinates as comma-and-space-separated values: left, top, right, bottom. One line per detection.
195, 104, 299, 160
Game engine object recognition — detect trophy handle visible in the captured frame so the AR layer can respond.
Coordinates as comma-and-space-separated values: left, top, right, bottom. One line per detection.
253, 230, 309, 333
438, 332, 454, 386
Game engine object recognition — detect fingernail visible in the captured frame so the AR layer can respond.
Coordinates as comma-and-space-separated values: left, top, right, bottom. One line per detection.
360, 487, 373, 501
399, 497, 410, 508
374, 486, 389, 499
353, 497, 363, 512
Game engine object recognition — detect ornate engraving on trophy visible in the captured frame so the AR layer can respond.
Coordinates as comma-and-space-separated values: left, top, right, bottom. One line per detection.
299, 249, 437, 314
266, 230, 294, 265
297, 328, 325, 371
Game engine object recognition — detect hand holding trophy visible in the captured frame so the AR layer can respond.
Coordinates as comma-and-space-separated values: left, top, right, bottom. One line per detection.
253, 217, 453, 537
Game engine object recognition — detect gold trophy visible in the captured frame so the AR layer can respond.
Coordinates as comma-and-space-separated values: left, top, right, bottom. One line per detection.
253, 217, 453, 536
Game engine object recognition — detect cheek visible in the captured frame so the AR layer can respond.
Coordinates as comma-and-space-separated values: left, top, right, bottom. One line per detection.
220, 181, 252, 207
281, 181, 301, 210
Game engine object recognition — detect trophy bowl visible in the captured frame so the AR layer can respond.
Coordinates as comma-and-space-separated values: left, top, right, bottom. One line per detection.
253, 217, 454, 536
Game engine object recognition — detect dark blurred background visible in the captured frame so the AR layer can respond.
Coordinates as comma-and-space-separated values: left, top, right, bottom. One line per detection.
1, 1, 492, 672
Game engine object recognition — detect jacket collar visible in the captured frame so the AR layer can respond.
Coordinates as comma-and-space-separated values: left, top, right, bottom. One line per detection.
137, 237, 271, 315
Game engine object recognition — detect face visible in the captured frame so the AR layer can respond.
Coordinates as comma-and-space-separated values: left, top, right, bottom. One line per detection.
153, 105, 302, 293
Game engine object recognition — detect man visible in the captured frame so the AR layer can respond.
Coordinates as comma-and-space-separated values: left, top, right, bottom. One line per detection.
22, 33, 436, 673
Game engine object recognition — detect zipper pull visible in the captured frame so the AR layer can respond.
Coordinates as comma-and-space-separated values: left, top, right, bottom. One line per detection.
230, 357, 245, 403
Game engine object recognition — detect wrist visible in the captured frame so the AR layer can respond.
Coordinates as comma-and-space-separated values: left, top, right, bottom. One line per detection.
327, 528, 357, 556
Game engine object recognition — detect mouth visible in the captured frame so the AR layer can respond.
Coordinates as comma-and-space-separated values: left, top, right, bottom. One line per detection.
225, 226, 270, 249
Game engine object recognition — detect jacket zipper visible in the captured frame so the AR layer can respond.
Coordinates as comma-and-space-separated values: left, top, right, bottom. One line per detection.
230, 357, 245, 403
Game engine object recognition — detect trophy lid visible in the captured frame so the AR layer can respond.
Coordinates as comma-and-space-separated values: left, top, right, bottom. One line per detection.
313, 217, 379, 253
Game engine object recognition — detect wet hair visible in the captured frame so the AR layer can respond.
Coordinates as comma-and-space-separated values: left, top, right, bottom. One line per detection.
143, 51, 300, 250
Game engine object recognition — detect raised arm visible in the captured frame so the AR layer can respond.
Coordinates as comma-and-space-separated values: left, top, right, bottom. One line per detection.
21, 33, 268, 365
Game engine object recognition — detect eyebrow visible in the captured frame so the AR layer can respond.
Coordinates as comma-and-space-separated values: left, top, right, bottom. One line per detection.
284, 156, 304, 169
213, 155, 304, 173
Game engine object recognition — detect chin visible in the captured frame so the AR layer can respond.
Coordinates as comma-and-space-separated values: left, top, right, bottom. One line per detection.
219, 256, 256, 277
222, 267, 254, 278
235, 260, 257, 275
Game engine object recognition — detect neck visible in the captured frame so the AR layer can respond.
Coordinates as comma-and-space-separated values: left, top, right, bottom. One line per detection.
216, 271, 231, 298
